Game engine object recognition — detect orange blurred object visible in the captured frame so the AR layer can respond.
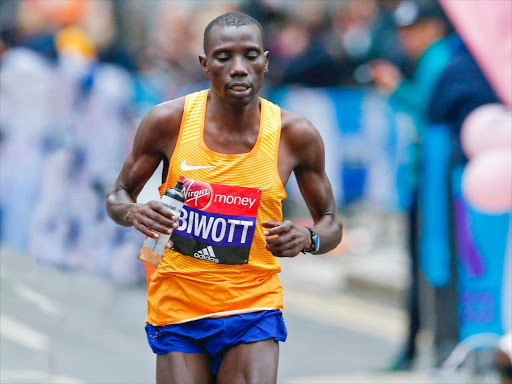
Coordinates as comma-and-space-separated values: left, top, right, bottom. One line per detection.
26, 0, 86, 26
55, 26, 96, 59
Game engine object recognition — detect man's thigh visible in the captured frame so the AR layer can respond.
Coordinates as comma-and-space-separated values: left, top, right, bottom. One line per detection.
156, 352, 213, 384
216, 339, 279, 384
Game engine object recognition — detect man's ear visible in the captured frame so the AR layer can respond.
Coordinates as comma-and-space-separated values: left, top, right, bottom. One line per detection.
199, 54, 210, 77
264, 51, 269, 73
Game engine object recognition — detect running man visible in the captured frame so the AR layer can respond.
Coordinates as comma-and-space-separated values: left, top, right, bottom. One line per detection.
106, 12, 343, 384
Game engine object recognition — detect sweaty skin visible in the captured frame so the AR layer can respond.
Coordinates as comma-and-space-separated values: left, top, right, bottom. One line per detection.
106, 23, 342, 384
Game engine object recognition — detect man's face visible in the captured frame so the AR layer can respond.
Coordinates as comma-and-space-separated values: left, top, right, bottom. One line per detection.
200, 24, 269, 107
398, 24, 426, 60
398, 20, 444, 61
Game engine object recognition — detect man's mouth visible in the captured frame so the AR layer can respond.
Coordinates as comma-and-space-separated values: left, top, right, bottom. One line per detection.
229, 83, 251, 92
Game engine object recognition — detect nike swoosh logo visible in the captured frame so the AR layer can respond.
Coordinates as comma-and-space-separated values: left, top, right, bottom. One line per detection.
180, 159, 214, 171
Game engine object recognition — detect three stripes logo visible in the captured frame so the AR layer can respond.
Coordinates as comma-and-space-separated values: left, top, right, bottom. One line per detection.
193, 246, 219, 263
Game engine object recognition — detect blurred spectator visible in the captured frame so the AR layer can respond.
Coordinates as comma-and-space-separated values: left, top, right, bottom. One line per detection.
366, 0, 407, 67
277, 2, 340, 87
0, 48, 55, 250
330, 0, 379, 85
371, 0, 452, 370
428, 36, 499, 162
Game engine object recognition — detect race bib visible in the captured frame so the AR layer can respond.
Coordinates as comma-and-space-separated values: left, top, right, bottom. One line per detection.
170, 179, 261, 264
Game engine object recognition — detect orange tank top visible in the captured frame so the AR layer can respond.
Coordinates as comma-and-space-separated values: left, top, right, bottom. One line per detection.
144, 90, 287, 325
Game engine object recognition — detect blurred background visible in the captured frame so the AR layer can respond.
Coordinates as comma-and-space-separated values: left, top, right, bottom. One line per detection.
0, 0, 511, 383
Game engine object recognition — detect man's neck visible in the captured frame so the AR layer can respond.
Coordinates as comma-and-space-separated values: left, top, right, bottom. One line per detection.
207, 89, 260, 132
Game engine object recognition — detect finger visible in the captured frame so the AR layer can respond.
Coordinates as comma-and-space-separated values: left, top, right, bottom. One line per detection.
264, 244, 281, 257
134, 221, 159, 238
140, 217, 172, 235
265, 231, 295, 245
165, 239, 174, 249
264, 241, 280, 253
151, 202, 178, 220
261, 221, 282, 229
265, 239, 297, 255
263, 222, 290, 237
147, 210, 175, 228
266, 246, 296, 258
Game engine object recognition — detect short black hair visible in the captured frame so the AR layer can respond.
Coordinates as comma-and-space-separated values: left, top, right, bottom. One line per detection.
203, 12, 264, 53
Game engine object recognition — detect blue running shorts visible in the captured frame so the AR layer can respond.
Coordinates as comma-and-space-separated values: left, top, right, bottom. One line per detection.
145, 310, 287, 375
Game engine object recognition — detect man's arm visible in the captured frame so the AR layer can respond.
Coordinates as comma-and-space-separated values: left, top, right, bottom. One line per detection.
105, 98, 184, 241
263, 114, 343, 257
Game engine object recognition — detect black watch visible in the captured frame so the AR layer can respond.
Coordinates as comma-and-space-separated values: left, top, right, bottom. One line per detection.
302, 227, 320, 254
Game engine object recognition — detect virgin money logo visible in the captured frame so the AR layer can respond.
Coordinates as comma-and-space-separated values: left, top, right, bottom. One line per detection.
182, 179, 212, 210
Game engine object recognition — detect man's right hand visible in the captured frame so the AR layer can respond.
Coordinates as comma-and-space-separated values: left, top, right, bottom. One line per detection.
125, 201, 179, 239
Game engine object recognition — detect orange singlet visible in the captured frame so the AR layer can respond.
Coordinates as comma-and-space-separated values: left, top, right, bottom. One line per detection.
145, 90, 287, 326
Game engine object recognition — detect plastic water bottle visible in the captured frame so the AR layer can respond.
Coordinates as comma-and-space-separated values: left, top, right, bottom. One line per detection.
138, 178, 185, 266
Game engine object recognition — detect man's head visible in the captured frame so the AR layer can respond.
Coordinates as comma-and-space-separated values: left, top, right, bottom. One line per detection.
394, 0, 448, 61
200, 12, 269, 107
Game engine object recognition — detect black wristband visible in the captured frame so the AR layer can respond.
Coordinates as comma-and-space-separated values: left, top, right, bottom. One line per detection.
302, 227, 319, 253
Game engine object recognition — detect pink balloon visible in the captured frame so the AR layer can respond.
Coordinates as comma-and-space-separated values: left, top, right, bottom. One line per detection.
461, 104, 512, 159
462, 149, 512, 214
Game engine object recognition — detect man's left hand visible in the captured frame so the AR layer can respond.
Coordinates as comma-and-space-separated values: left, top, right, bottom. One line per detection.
262, 220, 310, 258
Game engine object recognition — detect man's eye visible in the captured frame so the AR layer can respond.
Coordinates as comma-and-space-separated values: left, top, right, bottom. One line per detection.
217, 56, 229, 62
246, 55, 258, 60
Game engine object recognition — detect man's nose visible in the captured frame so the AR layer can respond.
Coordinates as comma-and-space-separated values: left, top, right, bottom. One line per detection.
230, 56, 248, 77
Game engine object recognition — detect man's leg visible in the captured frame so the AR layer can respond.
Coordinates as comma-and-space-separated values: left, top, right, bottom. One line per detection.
156, 352, 213, 384
216, 339, 279, 384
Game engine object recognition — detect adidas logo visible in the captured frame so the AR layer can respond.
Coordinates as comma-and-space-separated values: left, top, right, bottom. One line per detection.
193, 246, 219, 263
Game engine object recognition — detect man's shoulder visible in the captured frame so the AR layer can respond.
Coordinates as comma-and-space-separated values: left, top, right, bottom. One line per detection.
146, 96, 186, 128
280, 109, 319, 148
